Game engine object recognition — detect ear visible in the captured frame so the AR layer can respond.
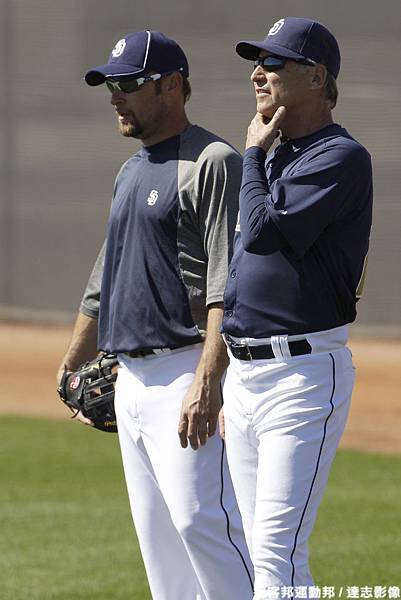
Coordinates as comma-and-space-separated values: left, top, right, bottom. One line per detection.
166, 72, 181, 92
309, 64, 327, 90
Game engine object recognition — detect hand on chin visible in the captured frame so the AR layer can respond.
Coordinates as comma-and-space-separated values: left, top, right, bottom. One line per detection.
256, 101, 277, 121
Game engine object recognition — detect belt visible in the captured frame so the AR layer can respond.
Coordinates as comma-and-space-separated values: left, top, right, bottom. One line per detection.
225, 336, 312, 361
123, 347, 173, 358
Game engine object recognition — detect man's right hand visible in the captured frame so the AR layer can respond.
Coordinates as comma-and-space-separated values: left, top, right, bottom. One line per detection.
56, 366, 94, 427
246, 106, 287, 151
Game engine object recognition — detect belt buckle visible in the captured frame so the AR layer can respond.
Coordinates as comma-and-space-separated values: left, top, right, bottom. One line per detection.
226, 336, 252, 361
239, 344, 252, 361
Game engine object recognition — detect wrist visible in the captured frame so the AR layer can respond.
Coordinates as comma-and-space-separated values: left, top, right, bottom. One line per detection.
194, 369, 223, 388
245, 146, 267, 159
245, 141, 267, 150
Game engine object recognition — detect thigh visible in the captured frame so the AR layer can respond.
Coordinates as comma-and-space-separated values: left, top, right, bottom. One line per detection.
223, 362, 259, 558
117, 346, 228, 527
115, 364, 203, 600
138, 350, 232, 529
121, 346, 253, 599
128, 346, 208, 516
251, 348, 354, 588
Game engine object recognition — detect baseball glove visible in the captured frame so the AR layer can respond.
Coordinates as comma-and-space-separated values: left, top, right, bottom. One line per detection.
57, 353, 119, 432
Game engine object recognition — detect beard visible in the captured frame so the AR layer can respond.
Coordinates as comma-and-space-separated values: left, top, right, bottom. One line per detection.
117, 113, 145, 138
118, 121, 144, 138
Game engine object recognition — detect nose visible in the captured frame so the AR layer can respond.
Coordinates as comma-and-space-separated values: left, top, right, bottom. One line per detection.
110, 90, 125, 106
250, 64, 267, 83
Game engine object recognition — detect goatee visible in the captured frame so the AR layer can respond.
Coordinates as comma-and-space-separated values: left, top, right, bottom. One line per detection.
118, 121, 144, 139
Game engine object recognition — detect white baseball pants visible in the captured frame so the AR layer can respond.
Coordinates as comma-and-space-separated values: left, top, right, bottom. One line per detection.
115, 344, 254, 600
223, 327, 354, 600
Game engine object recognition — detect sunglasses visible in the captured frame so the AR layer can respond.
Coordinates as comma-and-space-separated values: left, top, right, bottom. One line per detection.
254, 55, 316, 71
105, 69, 181, 94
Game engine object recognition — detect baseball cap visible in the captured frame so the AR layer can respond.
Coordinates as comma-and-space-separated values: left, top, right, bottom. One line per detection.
236, 17, 341, 79
85, 30, 189, 86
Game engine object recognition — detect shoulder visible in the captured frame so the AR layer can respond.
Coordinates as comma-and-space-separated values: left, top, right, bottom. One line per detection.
317, 127, 371, 168
118, 150, 142, 174
291, 126, 372, 179
112, 152, 142, 193
180, 125, 242, 167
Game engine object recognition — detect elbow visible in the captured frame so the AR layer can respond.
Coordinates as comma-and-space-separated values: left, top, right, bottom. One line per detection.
240, 209, 271, 253
239, 217, 265, 252
240, 226, 287, 255
241, 230, 265, 253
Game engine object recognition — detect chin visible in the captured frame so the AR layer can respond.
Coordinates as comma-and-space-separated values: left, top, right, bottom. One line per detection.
256, 102, 277, 119
120, 128, 136, 138
119, 122, 143, 139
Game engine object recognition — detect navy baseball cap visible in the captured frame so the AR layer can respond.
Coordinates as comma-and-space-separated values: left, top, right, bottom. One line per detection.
85, 30, 189, 86
236, 17, 341, 79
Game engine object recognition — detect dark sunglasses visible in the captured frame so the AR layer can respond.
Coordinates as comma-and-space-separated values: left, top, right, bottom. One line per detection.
254, 55, 316, 71
105, 69, 182, 93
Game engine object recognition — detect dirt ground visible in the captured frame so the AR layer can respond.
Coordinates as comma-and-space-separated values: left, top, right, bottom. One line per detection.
1, 322, 400, 454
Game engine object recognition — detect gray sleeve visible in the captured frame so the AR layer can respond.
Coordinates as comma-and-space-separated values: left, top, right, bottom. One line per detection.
196, 145, 242, 305
79, 240, 106, 318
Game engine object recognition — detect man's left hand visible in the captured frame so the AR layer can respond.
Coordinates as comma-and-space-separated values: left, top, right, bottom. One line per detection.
178, 377, 222, 450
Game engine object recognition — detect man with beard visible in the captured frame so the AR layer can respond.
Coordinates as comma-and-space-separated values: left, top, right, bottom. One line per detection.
58, 30, 253, 600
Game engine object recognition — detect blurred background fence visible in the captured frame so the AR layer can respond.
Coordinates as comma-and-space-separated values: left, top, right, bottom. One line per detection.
1, 0, 400, 335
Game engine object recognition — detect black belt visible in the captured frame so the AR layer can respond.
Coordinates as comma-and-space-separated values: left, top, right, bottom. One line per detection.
123, 343, 198, 359
225, 336, 312, 361
123, 348, 171, 358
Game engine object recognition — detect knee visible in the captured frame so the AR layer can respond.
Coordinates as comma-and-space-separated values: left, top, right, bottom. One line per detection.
172, 509, 205, 544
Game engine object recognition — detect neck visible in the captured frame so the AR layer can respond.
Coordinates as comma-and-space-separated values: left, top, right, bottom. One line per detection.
142, 112, 191, 147
280, 104, 333, 141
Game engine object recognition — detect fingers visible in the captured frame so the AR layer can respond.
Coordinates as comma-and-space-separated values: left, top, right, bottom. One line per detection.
270, 105, 287, 127
218, 407, 225, 440
187, 414, 200, 450
197, 416, 208, 448
246, 105, 287, 151
76, 411, 94, 427
257, 106, 286, 135
178, 384, 221, 450
207, 413, 218, 438
178, 412, 219, 450
257, 105, 286, 124
185, 414, 206, 450
178, 413, 189, 448
268, 106, 286, 136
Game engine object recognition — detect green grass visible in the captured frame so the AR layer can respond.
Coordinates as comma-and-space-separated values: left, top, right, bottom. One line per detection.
0, 417, 150, 600
1, 417, 400, 599
310, 450, 401, 587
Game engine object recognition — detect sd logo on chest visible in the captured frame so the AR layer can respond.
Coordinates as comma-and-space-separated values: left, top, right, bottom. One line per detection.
147, 190, 159, 206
